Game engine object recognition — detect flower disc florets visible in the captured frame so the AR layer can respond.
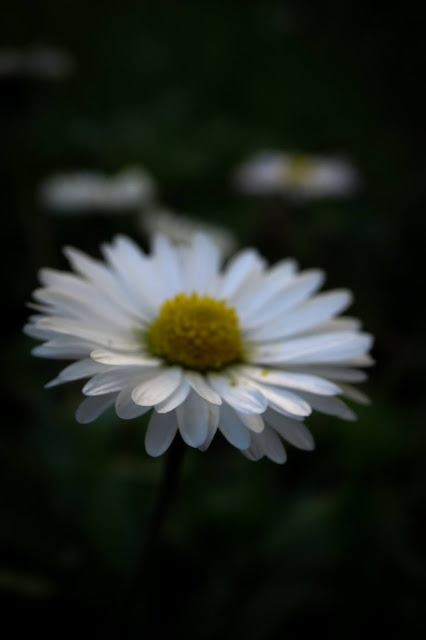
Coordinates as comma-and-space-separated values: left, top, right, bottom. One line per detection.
146, 293, 243, 371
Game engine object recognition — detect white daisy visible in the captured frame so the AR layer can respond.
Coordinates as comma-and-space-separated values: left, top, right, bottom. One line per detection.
234, 151, 360, 200
39, 167, 156, 214
25, 233, 373, 463
139, 208, 237, 258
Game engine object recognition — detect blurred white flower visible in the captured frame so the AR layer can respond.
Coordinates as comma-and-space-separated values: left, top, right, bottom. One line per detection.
25, 233, 373, 464
39, 167, 156, 214
0, 46, 73, 80
234, 151, 360, 200
140, 208, 237, 258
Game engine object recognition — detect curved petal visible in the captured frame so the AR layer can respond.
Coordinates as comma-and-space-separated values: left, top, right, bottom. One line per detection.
235, 411, 265, 433
153, 234, 184, 297
248, 380, 312, 418
241, 270, 325, 330
131, 367, 182, 406
264, 409, 315, 450
338, 383, 371, 405
208, 373, 267, 414
83, 369, 142, 396
155, 379, 191, 413
91, 350, 161, 367
176, 392, 209, 447
219, 404, 251, 450
251, 332, 374, 365
45, 358, 108, 387
245, 290, 353, 341
235, 259, 299, 319
63, 246, 142, 317
260, 428, 287, 464
239, 365, 341, 396
182, 233, 220, 293
184, 371, 222, 405
297, 392, 357, 421
76, 393, 117, 424
216, 249, 264, 299
145, 411, 178, 457
115, 387, 152, 419
198, 404, 220, 452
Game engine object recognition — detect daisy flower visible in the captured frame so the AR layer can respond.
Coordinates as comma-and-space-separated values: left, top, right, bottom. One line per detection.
234, 151, 360, 200
39, 167, 156, 214
139, 208, 237, 258
25, 234, 373, 463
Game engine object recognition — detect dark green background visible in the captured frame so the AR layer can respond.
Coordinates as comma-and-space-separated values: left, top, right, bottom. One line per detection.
1, 1, 425, 637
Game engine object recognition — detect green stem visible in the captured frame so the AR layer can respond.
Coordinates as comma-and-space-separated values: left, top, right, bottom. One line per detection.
116, 437, 186, 622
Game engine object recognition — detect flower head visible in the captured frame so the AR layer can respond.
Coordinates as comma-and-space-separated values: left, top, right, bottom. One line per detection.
39, 167, 156, 214
25, 234, 373, 463
139, 208, 237, 258
234, 151, 360, 201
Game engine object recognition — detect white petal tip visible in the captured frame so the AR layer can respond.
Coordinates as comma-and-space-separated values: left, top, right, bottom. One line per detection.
342, 411, 358, 422
44, 378, 61, 389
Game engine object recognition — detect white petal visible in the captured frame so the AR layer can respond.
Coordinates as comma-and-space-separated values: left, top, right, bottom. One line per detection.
155, 379, 191, 413
245, 290, 353, 341
287, 365, 368, 383
339, 383, 371, 405
255, 383, 312, 418
217, 249, 264, 299
242, 270, 325, 329
235, 260, 299, 319
301, 316, 362, 335
38, 270, 131, 322
251, 332, 373, 365
90, 349, 161, 367
342, 354, 375, 367
182, 233, 220, 293
36, 317, 139, 351
260, 428, 287, 464
235, 411, 265, 433
264, 408, 315, 450
243, 437, 265, 461
176, 392, 209, 447
239, 365, 341, 395
24, 323, 58, 341
76, 393, 117, 424
101, 238, 157, 319
198, 404, 220, 451
153, 234, 184, 297
115, 387, 152, 419
184, 371, 222, 405
208, 373, 267, 414
63, 246, 142, 316
297, 392, 357, 421
131, 367, 182, 406
108, 238, 169, 310
145, 411, 178, 457
83, 369, 143, 396
219, 404, 251, 450
45, 358, 108, 387
33, 287, 134, 330
32, 342, 92, 360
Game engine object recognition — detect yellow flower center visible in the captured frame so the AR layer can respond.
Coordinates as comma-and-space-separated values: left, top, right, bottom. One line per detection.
284, 154, 316, 185
146, 293, 243, 371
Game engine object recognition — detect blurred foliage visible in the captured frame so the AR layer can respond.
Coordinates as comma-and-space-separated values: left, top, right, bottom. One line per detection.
1, 1, 425, 637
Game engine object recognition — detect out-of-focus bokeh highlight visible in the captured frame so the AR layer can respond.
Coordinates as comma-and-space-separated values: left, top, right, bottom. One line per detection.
1, 1, 425, 637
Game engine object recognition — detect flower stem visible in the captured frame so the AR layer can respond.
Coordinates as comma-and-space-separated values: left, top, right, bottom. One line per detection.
116, 437, 186, 623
